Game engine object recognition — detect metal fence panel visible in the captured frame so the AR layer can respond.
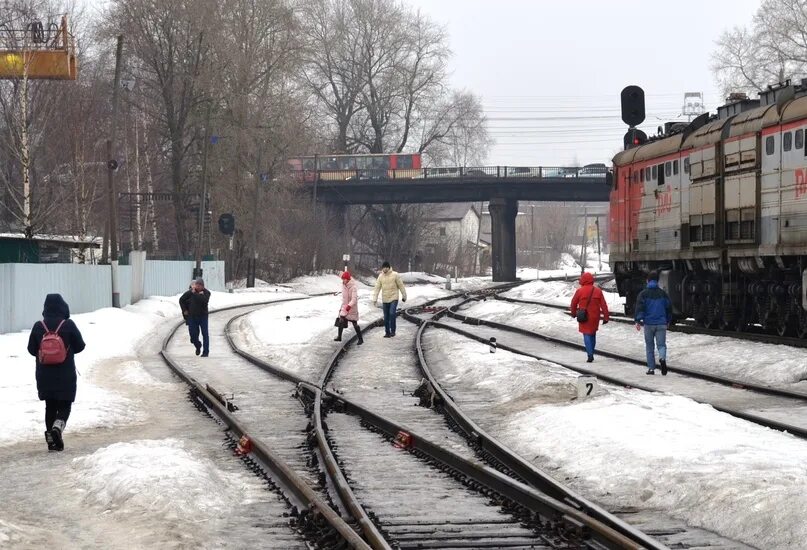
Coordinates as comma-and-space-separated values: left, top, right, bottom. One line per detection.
0, 260, 225, 333
142, 260, 225, 297
0, 264, 113, 333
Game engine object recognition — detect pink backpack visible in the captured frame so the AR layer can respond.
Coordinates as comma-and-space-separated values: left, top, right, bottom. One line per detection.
38, 320, 67, 365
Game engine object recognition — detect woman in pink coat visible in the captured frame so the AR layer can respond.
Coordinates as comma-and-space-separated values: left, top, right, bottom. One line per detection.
335, 271, 363, 345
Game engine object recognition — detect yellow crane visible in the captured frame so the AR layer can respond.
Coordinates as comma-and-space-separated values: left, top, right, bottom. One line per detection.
0, 15, 77, 80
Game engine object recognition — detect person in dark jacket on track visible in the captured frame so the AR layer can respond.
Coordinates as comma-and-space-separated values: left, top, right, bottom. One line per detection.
179, 278, 211, 356
634, 271, 673, 375
27, 294, 86, 451
570, 272, 610, 362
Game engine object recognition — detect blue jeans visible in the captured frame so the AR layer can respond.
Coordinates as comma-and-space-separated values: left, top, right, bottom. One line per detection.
188, 316, 209, 354
643, 324, 667, 369
382, 300, 398, 335
583, 333, 596, 357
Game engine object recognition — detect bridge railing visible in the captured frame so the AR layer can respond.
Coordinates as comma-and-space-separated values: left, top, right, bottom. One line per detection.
293, 166, 610, 183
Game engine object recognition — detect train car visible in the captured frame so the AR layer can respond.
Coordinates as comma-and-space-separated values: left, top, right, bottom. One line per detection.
611, 81, 807, 337
288, 153, 422, 182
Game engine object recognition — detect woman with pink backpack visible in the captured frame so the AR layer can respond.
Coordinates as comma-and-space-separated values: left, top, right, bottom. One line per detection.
27, 294, 85, 451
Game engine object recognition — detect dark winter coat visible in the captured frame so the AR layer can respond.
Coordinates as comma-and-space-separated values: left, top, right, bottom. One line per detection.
570, 272, 610, 335
179, 288, 211, 318
634, 280, 672, 325
27, 294, 86, 402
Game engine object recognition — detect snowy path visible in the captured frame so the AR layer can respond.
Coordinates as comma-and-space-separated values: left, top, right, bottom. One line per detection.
0, 301, 308, 549
495, 282, 807, 390
439, 314, 807, 435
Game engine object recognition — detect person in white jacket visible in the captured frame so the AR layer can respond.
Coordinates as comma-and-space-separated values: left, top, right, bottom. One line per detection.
372, 261, 407, 337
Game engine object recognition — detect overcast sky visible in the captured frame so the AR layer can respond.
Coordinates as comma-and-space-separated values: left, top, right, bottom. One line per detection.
405, 0, 763, 167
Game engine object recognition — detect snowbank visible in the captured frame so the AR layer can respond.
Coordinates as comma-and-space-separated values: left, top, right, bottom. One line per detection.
425, 330, 807, 550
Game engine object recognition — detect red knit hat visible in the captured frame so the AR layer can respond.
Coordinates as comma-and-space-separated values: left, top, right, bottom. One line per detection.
341, 271, 351, 281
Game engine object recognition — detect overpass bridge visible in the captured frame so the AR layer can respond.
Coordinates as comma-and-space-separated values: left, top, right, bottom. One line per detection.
302, 166, 612, 281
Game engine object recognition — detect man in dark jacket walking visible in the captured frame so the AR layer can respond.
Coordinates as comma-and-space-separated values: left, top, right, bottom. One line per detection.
27, 294, 86, 451
634, 271, 673, 375
179, 278, 211, 356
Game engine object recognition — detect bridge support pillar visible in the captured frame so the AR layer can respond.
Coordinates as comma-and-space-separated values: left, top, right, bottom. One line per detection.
489, 198, 518, 282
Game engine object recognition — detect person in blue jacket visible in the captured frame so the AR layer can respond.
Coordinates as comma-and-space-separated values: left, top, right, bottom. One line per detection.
634, 271, 672, 375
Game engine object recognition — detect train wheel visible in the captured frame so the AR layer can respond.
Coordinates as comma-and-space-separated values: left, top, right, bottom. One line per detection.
798, 316, 807, 339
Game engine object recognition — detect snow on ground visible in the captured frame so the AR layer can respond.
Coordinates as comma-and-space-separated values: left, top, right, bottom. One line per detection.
1, 281, 318, 549
72, 439, 246, 517
516, 244, 610, 281
464, 283, 807, 389
503, 278, 625, 309
423, 330, 807, 550
0, 288, 307, 448
240, 283, 452, 379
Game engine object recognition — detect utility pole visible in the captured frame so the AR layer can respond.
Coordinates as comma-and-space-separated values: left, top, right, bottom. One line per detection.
194, 101, 213, 279
580, 205, 588, 273
473, 201, 484, 275
595, 217, 602, 271
247, 148, 264, 288
106, 35, 124, 307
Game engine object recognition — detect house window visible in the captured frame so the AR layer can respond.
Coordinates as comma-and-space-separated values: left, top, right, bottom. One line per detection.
765, 136, 775, 155
439, 227, 446, 236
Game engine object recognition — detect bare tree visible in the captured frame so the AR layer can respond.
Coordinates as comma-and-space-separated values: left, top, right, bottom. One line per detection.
104, 0, 218, 257
712, 0, 807, 97
419, 91, 492, 167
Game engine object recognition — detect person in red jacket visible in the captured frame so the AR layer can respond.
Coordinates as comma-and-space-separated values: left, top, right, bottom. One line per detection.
570, 272, 610, 362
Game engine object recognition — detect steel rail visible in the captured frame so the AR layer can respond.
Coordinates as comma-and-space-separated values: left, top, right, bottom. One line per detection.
223, 294, 658, 550
400, 310, 667, 550
454, 296, 807, 401
435, 299, 807, 440
497, 294, 807, 349
159, 299, 372, 550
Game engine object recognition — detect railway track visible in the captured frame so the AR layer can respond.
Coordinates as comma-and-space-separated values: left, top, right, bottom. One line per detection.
437, 293, 807, 440
496, 294, 807, 349
161, 299, 371, 549
223, 292, 662, 548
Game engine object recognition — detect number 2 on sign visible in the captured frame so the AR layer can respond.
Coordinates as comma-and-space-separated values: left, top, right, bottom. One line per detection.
585, 383, 593, 396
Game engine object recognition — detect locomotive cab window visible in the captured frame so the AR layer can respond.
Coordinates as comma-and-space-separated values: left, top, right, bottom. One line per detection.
784, 132, 792, 152
665, 162, 671, 177
765, 136, 775, 156
645, 167, 651, 180
797, 129, 804, 150
684, 158, 690, 174
640, 168, 644, 183
651, 165, 657, 180
673, 159, 679, 175
658, 165, 665, 186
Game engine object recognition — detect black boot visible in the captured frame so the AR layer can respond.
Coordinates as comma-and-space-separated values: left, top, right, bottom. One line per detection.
586, 355, 594, 363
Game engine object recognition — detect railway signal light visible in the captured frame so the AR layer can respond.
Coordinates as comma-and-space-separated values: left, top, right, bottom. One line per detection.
623, 128, 648, 149
621, 85, 646, 127
218, 213, 235, 236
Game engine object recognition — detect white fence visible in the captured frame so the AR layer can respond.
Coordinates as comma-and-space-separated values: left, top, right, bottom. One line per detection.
0, 260, 225, 333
